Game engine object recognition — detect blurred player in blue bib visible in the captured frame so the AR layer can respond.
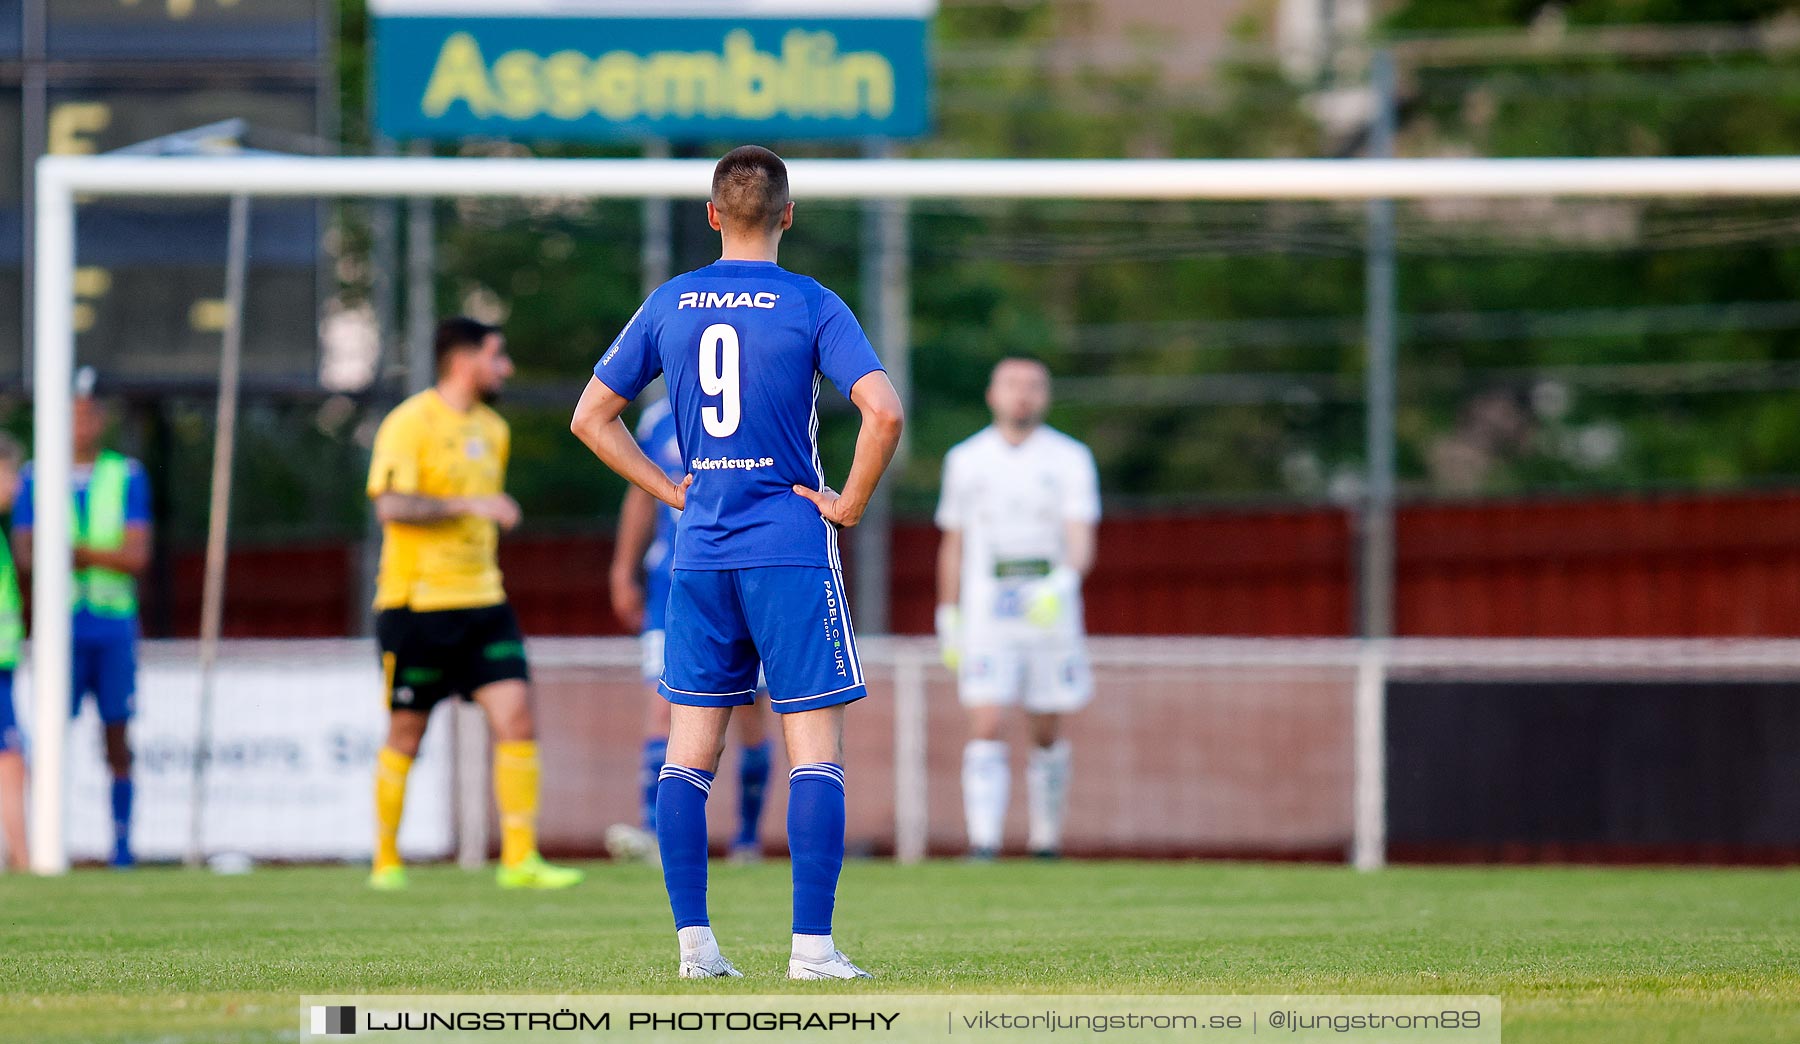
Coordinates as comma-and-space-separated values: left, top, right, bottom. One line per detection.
607, 394, 773, 865
574, 146, 904, 981
0, 432, 29, 871
13, 380, 152, 868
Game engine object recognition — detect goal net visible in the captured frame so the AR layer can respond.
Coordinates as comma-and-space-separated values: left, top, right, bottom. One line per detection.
20, 154, 1800, 874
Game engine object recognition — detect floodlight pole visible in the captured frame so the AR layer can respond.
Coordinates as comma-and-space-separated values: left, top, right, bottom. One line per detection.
642, 139, 673, 293
856, 139, 910, 634
1361, 49, 1398, 642
357, 138, 403, 637
405, 142, 437, 394
187, 192, 252, 868
1354, 48, 1398, 872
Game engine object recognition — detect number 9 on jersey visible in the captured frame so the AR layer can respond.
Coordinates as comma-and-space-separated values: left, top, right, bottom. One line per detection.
700, 323, 742, 437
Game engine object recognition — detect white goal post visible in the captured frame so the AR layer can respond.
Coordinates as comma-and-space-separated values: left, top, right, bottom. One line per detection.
28, 153, 1800, 875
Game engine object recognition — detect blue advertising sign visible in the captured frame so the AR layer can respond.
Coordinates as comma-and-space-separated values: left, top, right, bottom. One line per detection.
372, 1, 933, 142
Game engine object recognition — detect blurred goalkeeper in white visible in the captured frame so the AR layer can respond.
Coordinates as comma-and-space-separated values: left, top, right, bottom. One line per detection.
935, 356, 1099, 859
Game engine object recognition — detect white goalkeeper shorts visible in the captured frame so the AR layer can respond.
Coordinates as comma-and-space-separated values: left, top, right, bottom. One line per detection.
957, 630, 1093, 713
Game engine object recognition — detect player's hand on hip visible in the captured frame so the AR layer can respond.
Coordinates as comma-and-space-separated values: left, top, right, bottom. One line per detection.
664, 474, 693, 512
793, 484, 860, 527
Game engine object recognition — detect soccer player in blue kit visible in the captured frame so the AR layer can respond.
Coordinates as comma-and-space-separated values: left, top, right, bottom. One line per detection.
13, 384, 151, 868
572, 146, 904, 980
607, 394, 774, 865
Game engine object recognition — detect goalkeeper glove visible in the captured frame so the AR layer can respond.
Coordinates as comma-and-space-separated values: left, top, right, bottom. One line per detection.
935, 603, 962, 671
1025, 566, 1081, 629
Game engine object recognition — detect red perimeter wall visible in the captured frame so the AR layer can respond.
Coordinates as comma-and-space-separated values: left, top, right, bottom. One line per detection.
149, 489, 1800, 639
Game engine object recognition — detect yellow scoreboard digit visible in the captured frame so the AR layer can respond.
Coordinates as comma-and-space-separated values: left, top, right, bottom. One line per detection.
115, 1, 247, 20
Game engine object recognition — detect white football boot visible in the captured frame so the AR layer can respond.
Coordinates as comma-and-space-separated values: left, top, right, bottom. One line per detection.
788, 949, 874, 980
676, 926, 741, 978
678, 953, 743, 979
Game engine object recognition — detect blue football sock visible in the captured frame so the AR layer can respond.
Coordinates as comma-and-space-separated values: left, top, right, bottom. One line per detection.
640, 737, 668, 831
110, 776, 133, 860
787, 763, 846, 936
655, 765, 714, 930
736, 740, 771, 847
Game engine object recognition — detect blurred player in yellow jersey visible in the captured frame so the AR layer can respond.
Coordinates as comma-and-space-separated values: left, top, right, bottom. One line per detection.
364, 317, 581, 891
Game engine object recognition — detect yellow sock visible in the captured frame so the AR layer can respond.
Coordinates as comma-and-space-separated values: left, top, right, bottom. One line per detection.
374, 746, 413, 872
494, 740, 541, 868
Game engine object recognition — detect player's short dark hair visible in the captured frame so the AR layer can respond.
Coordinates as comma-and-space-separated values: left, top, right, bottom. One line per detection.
435, 317, 498, 371
711, 145, 791, 232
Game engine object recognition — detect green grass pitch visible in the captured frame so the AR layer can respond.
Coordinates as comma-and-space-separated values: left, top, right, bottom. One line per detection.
2, 859, 1795, 1043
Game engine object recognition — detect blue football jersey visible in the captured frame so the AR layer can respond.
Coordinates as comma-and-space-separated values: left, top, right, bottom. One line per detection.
594, 260, 884, 571
635, 396, 681, 629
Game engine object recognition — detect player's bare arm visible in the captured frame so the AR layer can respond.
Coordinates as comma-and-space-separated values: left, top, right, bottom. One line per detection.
610, 485, 658, 632
374, 490, 521, 530
570, 377, 692, 511
935, 526, 964, 669
937, 527, 963, 606
73, 523, 152, 574
8, 523, 148, 574
791, 369, 903, 527
1064, 520, 1096, 577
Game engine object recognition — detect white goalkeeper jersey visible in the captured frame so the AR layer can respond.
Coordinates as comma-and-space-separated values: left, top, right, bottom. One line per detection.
935, 425, 1100, 634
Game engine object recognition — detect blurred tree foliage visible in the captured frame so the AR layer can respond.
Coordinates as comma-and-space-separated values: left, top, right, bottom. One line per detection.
180, 0, 1800, 548
428, 0, 1800, 526
1379, 0, 1800, 496
1386, 0, 1799, 30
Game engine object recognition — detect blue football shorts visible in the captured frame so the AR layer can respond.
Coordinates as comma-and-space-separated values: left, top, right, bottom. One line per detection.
0, 670, 20, 754
658, 566, 866, 714
73, 632, 137, 724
